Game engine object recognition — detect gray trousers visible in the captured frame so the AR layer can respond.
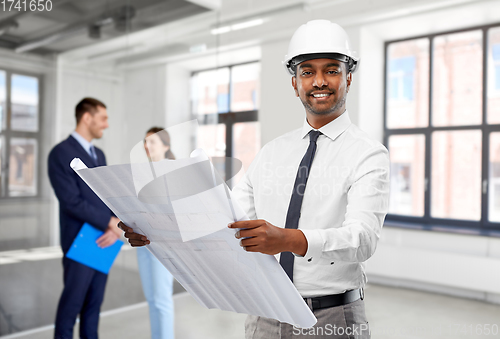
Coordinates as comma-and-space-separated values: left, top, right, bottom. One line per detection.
245, 299, 370, 339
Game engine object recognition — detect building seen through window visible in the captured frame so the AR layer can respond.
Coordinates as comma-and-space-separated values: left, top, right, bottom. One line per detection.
0, 70, 40, 198
385, 23, 500, 232
191, 62, 260, 185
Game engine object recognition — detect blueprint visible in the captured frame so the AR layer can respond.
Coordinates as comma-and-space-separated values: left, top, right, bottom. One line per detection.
70, 144, 317, 328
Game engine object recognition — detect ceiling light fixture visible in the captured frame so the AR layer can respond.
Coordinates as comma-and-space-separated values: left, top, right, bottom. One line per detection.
210, 26, 231, 35
211, 18, 265, 35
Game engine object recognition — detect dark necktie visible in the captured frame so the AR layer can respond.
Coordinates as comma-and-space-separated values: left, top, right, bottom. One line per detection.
89, 145, 98, 166
279, 130, 322, 282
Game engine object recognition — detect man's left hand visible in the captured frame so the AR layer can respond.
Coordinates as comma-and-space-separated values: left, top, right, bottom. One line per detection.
228, 219, 307, 256
96, 227, 119, 248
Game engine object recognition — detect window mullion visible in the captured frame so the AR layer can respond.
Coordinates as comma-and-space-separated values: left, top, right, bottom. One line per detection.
425, 36, 434, 220
382, 42, 388, 138
3, 70, 12, 198
228, 66, 232, 115
482, 27, 489, 228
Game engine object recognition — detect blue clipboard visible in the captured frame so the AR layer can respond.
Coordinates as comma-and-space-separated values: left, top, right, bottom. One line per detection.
66, 223, 123, 274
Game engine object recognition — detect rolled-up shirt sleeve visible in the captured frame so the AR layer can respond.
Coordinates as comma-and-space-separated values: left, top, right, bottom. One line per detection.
300, 144, 390, 263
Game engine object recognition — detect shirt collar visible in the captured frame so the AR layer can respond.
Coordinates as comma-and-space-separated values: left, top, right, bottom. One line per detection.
300, 110, 352, 141
71, 131, 93, 155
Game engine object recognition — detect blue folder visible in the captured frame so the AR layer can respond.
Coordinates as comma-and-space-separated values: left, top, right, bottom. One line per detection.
66, 223, 123, 274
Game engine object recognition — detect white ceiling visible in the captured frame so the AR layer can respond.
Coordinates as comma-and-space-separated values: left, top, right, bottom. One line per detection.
0, 0, 211, 54
56, 0, 500, 70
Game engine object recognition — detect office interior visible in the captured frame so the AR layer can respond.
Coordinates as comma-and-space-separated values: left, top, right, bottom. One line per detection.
1, 0, 500, 338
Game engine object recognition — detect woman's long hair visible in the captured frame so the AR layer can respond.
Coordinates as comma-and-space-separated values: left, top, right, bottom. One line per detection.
146, 127, 175, 160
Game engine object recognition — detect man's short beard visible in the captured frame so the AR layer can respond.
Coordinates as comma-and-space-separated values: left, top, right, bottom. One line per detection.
300, 92, 347, 116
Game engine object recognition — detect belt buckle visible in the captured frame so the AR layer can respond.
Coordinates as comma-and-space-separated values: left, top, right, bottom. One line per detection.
311, 298, 321, 310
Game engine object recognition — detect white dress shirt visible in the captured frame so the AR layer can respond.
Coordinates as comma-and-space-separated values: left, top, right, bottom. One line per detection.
232, 111, 390, 298
71, 131, 94, 157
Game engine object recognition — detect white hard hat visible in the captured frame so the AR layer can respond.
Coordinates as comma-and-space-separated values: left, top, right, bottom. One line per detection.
283, 20, 360, 75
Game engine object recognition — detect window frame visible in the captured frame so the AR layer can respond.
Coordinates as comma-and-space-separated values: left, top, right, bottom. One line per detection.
383, 22, 500, 236
190, 61, 259, 180
0, 68, 43, 200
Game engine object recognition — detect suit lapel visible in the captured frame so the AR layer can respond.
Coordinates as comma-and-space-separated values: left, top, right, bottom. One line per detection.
94, 147, 105, 167
67, 136, 98, 168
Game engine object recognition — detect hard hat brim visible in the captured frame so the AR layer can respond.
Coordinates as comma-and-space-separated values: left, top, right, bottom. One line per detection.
284, 52, 359, 75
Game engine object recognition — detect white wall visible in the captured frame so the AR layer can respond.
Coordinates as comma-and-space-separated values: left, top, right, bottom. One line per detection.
367, 228, 500, 303
357, 27, 385, 143
57, 64, 124, 165
259, 39, 304, 146
165, 63, 194, 159
120, 64, 169, 163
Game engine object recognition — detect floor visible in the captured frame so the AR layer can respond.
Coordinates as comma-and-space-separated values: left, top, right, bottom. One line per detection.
3, 284, 500, 339
1, 246, 500, 339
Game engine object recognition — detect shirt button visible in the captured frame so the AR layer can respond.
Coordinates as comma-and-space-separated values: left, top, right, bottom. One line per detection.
308, 258, 312, 262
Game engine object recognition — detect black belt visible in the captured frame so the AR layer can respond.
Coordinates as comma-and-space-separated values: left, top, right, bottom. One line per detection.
304, 289, 364, 310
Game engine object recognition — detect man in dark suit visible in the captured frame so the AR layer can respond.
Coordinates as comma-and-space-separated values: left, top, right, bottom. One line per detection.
48, 97, 121, 339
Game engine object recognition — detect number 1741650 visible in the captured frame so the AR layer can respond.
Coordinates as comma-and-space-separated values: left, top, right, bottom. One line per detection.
1, 0, 52, 11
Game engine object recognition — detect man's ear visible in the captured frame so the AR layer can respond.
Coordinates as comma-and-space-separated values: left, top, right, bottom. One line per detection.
80, 112, 91, 126
346, 72, 352, 93
291, 76, 299, 97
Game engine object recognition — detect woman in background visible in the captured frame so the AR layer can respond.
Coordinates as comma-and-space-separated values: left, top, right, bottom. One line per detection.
138, 126, 175, 339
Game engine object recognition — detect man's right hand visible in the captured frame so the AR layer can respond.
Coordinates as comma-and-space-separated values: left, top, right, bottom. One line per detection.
108, 216, 122, 236
118, 221, 150, 247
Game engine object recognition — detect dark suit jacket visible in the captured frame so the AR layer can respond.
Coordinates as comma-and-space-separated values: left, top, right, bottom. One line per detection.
48, 135, 112, 254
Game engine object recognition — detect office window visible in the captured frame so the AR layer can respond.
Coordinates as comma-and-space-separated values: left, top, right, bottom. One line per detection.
386, 39, 429, 129
432, 30, 483, 127
388, 56, 415, 101
11, 74, 39, 132
230, 63, 260, 112
493, 44, 500, 90
431, 130, 482, 220
489, 132, 500, 222
191, 68, 229, 114
0, 71, 6, 132
191, 62, 260, 184
385, 24, 500, 233
0, 70, 41, 198
488, 27, 500, 124
388, 134, 425, 217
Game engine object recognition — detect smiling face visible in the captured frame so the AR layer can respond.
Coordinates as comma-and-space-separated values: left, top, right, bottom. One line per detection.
292, 58, 352, 119
144, 132, 170, 162
85, 106, 109, 139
